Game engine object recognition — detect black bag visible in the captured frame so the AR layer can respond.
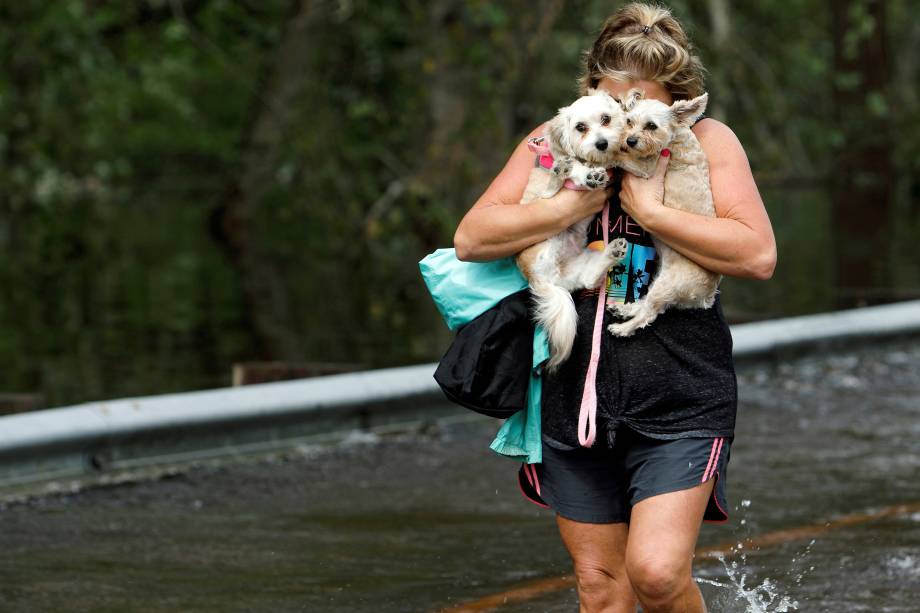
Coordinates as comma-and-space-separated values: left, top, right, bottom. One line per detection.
433, 289, 535, 419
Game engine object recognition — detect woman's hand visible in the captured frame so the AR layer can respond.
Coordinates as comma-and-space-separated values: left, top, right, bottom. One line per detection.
550, 183, 615, 224
618, 149, 670, 227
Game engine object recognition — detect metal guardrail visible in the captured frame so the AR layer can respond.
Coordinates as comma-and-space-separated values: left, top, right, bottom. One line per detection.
731, 299, 920, 359
0, 363, 450, 490
1, 300, 918, 490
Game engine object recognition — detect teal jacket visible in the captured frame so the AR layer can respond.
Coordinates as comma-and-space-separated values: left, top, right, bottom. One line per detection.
419, 248, 546, 464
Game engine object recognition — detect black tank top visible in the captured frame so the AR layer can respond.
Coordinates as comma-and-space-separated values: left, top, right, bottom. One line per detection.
540, 116, 738, 450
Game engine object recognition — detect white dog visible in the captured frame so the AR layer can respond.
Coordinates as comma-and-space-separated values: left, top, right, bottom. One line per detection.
516, 90, 646, 372
606, 89, 720, 337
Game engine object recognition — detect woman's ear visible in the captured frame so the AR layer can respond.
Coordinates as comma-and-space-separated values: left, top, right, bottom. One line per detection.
671, 92, 709, 126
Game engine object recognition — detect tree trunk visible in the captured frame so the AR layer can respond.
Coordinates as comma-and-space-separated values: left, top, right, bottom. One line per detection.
830, 0, 893, 307
209, 0, 320, 360
705, 0, 731, 120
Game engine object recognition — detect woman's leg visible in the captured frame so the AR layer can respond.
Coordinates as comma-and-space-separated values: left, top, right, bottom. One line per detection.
556, 514, 639, 613
624, 479, 715, 613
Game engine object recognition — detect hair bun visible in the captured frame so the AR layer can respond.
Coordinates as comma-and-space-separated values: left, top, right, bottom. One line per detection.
577, 2, 705, 101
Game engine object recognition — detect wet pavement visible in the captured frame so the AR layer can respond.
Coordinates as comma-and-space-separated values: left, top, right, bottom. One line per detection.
1, 339, 919, 612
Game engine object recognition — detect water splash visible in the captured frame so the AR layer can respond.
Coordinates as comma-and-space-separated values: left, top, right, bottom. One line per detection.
782, 538, 817, 588
711, 551, 799, 612
694, 501, 818, 612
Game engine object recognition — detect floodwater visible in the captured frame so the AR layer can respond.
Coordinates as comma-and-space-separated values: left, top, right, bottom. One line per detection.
1, 339, 919, 612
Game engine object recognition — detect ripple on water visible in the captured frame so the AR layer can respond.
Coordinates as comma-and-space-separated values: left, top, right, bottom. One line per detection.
885, 553, 920, 578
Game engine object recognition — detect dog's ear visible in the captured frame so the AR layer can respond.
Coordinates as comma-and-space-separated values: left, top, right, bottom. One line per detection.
619, 88, 644, 111
545, 108, 571, 157
671, 92, 709, 127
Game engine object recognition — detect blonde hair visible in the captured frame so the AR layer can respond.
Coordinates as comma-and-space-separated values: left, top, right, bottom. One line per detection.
578, 2, 705, 100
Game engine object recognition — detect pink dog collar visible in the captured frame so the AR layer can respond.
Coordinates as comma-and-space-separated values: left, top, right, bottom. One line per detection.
526, 138, 559, 171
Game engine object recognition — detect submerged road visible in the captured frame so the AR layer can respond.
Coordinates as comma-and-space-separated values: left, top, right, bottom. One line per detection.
0, 339, 919, 612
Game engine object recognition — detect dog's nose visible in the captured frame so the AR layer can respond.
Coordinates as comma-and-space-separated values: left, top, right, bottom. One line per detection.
626, 136, 639, 148
595, 139, 608, 151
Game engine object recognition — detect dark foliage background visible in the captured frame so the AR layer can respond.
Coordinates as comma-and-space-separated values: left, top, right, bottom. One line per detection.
0, 0, 916, 406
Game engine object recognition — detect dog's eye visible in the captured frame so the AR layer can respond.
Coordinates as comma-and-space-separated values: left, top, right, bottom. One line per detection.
600, 114, 611, 126
626, 118, 633, 128
575, 122, 587, 133
645, 122, 658, 131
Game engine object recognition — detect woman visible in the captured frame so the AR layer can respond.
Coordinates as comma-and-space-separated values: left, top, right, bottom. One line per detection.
454, 4, 776, 613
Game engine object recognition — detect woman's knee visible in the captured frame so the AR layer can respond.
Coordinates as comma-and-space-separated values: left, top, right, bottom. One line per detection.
625, 553, 692, 604
573, 563, 635, 610
574, 562, 628, 592
556, 515, 635, 608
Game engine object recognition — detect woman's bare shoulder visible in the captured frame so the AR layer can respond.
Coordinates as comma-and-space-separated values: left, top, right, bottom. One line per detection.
691, 118, 768, 223
692, 118, 759, 188
692, 118, 747, 161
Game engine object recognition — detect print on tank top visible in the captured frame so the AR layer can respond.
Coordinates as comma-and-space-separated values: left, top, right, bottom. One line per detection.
582, 176, 658, 305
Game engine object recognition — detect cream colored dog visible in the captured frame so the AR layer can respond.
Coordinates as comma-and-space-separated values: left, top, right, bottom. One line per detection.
606, 89, 720, 337
516, 90, 644, 372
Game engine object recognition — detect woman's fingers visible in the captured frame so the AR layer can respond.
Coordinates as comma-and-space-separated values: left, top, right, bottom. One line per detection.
654, 148, 671, 178
619, 150, 670, 219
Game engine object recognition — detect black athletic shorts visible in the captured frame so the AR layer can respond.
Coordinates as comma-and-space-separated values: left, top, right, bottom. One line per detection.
518, 426, 730, 524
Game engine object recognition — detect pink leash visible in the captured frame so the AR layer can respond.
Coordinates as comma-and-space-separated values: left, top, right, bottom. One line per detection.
577, 201, 609, 447
527, 136, 611, 448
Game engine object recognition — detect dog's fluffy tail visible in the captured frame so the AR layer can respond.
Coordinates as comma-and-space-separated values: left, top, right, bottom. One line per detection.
531, 280, 578, 373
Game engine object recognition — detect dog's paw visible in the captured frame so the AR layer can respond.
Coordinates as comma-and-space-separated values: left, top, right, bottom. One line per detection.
607, 321, 637, 338
605, 237, 628, 262
551, 156, 574, 177
606, 302, 636, 318
584, 167, 609, 189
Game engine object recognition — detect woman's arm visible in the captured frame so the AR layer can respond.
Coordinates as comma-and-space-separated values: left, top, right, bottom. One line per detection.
454, 124, 613, 262
617, 119, 777, 280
